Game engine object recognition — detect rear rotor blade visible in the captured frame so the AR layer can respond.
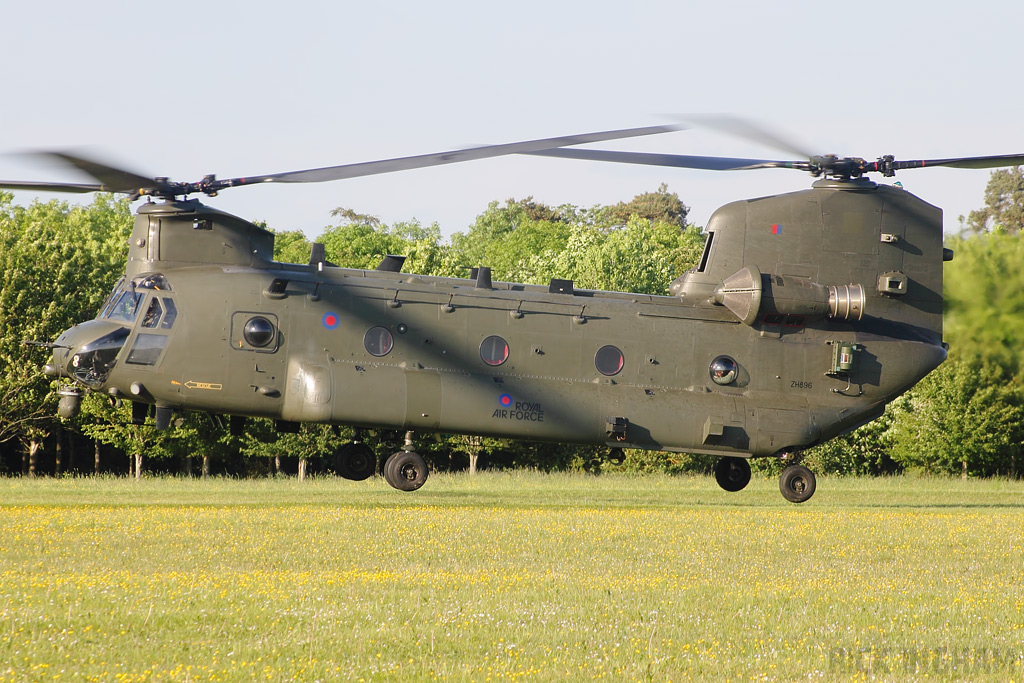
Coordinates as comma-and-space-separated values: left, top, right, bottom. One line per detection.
887, 153, 1024, 172
677, 114, 816, 160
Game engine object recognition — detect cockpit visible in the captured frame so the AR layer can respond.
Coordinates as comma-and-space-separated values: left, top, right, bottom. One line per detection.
62, 274, 179, 387
98, 274, 175, 322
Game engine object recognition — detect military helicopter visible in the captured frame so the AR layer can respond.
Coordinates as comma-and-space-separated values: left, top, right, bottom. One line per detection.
4, 123, 1023, 502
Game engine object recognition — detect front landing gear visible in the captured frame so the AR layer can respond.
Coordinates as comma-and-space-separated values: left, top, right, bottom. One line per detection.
383, 431, 428, 492
779, 464, 816, 503
714, 456, 751, 492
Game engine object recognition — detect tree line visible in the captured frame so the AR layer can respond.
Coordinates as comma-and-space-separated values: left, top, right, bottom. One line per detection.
1, 175, 1022, 479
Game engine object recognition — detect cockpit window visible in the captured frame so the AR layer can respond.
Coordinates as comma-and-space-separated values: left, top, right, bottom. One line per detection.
136, 274, 171, 291
106, 290, 143, 323
126, 334, 168, 366
696, 231, 715, 273
161, 298, 178, 329
98, 278, 125, 319
141, 298, 163, 328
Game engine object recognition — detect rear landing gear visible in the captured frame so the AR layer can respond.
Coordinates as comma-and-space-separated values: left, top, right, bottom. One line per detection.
714, 456, 751, 492
384, 451, 428, 491
334, 442, 376, 481
779, 464, 816, 503
383, 431, 429, 491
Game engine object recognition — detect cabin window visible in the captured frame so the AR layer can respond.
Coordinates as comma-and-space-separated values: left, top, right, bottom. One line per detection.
480, 335, 509, 366
709, 355, 738, 385
697, 231, 715, 272
243, 317, 276, 348
595, 345, 624, 376
364, 326, 394, 357
230, 312, 280, 352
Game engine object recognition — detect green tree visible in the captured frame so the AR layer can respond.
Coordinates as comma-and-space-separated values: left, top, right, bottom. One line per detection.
0, 193, 132, 471
241, 421, 346, 479
603, 183, 689, 228
272, 229, 313, 264
802, 409, 899, 476
888, 355, 1024, 477
964, 167, 1024, 234
318, 208, 446, 274
447, 190, 704, 293
943, 232, 1024, 370
159, 412, 246, 477
620, 448, 717, 475
445, 197, 570, 280
76, 394, 175, 479
553, 216, 705, 294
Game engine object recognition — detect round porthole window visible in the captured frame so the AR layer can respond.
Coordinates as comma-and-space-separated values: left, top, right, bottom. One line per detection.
364, 326, 394, 357
709, 356, 738, 385
243, 316, 275, 347
480, 335, 509, 366
595, 345, 624, 376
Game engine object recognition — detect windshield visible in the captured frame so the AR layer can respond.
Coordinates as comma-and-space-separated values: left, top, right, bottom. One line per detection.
105, 289, 143, 323
97, 278, 125, 319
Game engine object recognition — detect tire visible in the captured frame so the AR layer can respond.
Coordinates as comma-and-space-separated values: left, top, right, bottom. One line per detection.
336, 443, 376, 481
714, 456, 751, 492
383, 450, 428, 491
779, 464, 816, 503
384, 450, 402, 482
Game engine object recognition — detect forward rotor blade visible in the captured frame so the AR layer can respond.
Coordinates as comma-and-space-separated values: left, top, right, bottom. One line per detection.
47, 152, 161, 194
523, 147, 805, 171
0, 180, 106, 194
214, 125, 683, 189
3, 125, 684, 199
0, 151, 163, 196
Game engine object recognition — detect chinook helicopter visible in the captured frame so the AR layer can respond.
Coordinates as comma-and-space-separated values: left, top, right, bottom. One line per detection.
5, 123, 1023, 502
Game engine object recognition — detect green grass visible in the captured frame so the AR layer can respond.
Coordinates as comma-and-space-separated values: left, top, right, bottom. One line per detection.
1, 473, 1023, 681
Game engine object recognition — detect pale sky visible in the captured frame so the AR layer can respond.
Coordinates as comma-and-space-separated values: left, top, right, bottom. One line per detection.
2, 1, 1021, 239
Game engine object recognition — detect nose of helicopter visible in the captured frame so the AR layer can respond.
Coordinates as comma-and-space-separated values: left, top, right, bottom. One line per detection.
43, 335, 74, 379
44, 320, 131, 388
43, 323, 116, 420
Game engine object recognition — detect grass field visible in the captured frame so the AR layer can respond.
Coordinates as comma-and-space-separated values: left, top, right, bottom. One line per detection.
1, 473, 1022, 681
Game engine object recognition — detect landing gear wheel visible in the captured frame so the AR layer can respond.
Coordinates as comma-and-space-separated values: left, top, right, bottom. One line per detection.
779, 464, 816, 503
384, 451, 428, 491
335, 443, 376, 481
714, 456, 751, 492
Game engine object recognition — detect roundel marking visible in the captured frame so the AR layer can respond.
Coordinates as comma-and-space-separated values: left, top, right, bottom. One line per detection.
322, 312, 339, 329
499, 393, 513, 407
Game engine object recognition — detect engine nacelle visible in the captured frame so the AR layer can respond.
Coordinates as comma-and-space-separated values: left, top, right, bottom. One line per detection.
713, 266, 864, 326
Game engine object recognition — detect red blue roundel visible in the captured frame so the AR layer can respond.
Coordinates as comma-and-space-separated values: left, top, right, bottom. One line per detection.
499, 393, 512, 407
322, 312, 339, 329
